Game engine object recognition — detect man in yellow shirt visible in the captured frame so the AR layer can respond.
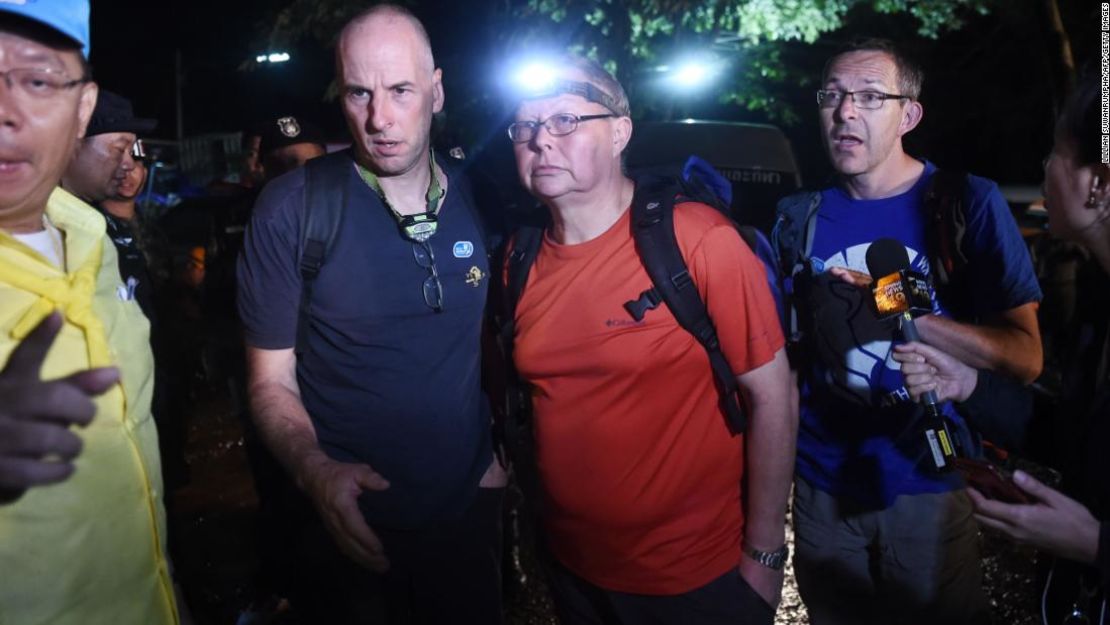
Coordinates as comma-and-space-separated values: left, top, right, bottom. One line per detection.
0, 3, 180, 623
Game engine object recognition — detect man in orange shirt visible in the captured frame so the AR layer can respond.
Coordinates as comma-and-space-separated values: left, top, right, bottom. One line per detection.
506, 55, 797, 624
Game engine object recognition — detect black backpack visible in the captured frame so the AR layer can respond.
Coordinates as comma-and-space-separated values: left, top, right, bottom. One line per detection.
503, 160, 784, 436
772, 168, 970, 342
768, 170, 1044, 454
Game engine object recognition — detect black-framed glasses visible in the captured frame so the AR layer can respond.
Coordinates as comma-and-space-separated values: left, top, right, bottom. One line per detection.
816, 89, 909, 110
0, 67, 85, 101
507, 113, 616, 143
412, 240, 444, 313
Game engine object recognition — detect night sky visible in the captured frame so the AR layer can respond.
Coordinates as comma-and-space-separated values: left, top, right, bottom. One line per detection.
87, 0, 1098, 188
89, 0, 334, 139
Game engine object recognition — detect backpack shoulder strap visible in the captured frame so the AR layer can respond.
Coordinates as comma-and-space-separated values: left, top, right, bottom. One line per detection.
504, 225, 544, 325
296, 149, 352, 356
628, 175, 748, 434
772, 190, 822, 279
923, 168, 970, 291
772, 191, 821, 345
497, 224, 545, 467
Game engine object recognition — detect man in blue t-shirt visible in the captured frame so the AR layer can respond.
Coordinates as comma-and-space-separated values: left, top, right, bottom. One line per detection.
236, 5, 506, 624
773, 39, 1043, 624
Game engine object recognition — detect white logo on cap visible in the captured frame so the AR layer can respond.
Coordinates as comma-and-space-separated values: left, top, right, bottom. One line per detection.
277, 116, 301, 138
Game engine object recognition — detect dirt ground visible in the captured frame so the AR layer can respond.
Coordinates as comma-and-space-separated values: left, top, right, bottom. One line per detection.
170, 388, 1042, 625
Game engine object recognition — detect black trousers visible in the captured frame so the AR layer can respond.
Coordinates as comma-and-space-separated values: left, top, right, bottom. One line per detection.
288, 487, 504, 625
545, 558, 774, 625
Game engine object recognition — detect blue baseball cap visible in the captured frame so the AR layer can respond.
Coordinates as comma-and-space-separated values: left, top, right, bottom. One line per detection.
0, 0, 90, 57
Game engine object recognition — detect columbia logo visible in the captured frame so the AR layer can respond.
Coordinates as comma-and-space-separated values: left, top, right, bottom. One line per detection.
605, 318, 644, 328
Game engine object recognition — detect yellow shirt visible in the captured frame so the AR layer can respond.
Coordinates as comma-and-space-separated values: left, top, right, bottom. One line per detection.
0, 188, 178, 625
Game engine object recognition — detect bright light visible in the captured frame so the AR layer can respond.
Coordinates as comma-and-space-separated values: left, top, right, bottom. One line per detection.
511, 60, 558, 94
672, 61, 712, 88
659, 54, 722, 92
256, 52, 291, 64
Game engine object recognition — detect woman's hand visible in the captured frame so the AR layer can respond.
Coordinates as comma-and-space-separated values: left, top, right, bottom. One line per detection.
891, 341, 978, 403
968, 470, 1101, 565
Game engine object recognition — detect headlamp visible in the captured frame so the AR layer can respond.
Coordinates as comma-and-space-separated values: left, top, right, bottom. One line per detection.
508, 58, 622, 116
522, 79, 621, 116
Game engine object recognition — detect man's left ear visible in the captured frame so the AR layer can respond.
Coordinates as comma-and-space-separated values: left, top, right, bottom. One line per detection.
431, 68, 445, 114
76, 81, 98, 139
612, 116, 632, 156
898, 100, 923, 136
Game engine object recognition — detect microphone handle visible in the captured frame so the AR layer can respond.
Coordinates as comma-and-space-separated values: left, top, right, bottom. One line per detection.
899, 312, 957, 471
899, 313, 940, 406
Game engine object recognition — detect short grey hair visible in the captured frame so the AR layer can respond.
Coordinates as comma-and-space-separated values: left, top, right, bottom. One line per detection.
559, 54, 630, 117
822, 38, 924, 100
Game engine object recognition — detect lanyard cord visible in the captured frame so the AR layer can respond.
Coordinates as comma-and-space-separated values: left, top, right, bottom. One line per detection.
356, 151, 444, 241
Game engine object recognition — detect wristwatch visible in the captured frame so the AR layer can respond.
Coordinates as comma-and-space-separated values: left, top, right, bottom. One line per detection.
742, 541, 789, 570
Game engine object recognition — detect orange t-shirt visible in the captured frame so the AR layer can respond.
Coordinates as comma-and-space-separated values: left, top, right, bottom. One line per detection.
512, 202, 785, 594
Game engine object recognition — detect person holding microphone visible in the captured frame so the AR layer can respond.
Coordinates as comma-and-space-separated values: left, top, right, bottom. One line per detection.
895, 75, 1109, 615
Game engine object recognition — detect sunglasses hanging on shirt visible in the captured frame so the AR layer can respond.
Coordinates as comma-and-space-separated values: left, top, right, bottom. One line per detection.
357, 152, 444, 243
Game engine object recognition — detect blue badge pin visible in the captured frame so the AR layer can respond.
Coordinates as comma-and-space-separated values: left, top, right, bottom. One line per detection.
453, 241, 474, 258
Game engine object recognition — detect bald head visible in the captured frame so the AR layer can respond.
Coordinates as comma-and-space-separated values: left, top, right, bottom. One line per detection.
334, 3, 444, 178
337, 4, 434, 76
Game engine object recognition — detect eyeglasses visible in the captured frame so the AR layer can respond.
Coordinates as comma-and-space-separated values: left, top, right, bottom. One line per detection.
507, 113, 616, 143
412, 240, 444, 313
816, 89, 909, 110
0, 67, 85, 101
131, 139, 147, 160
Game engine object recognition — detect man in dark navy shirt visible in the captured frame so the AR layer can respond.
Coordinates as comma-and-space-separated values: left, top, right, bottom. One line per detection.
236, 4, 506, 624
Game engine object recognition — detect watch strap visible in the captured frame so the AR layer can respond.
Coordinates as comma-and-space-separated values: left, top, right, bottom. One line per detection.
742, 541, 789, 571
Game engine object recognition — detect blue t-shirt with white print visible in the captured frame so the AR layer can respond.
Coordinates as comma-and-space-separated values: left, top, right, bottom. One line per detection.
794, 161, 1042, 509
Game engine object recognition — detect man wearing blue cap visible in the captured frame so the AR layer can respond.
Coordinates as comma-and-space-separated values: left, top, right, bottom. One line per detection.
0, 2, 182, 624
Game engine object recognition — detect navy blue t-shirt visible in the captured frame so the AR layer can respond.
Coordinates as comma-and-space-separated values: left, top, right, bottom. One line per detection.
237, 154, 493, 529
794, 161, 1043, 508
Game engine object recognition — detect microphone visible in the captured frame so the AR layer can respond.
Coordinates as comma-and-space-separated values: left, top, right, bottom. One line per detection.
865, 238, 933, 321
865, 238, 958, 472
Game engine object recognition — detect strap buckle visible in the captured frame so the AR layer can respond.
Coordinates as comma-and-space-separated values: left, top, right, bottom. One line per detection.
624, 288, 663, 322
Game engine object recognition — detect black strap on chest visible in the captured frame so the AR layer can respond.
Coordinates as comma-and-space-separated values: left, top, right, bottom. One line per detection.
627, 175, 748, 434
773, 169, 970, 342
923, 169, 970, 305
504, 227, 543, 326
296, 149, 352, 356
500, 223, 544, 387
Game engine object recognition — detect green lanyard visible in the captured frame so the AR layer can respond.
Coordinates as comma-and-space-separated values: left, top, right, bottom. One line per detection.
357, 151, 445, 242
